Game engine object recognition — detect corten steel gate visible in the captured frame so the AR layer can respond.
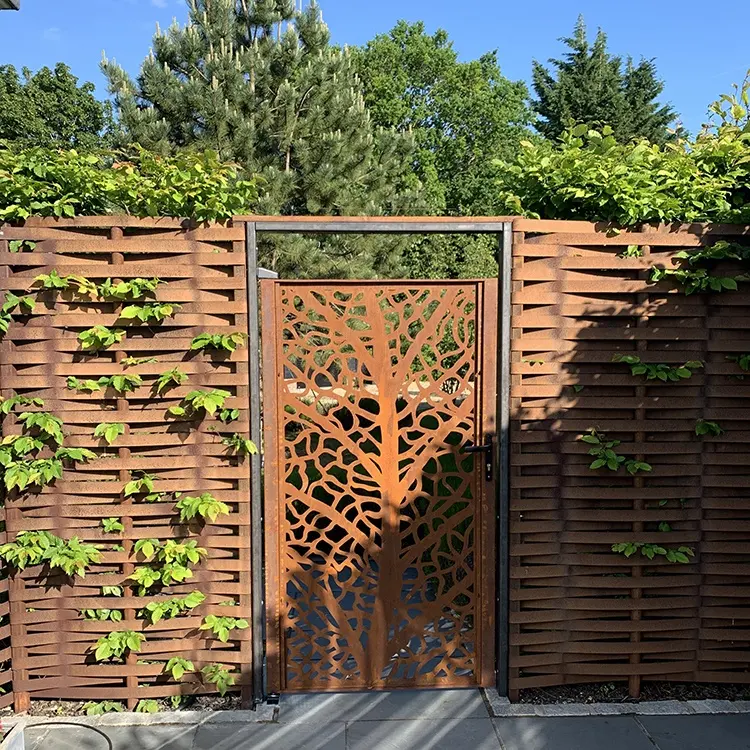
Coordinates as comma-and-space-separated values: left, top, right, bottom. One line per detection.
245, 217, 513, 695
262, 279, 498, 691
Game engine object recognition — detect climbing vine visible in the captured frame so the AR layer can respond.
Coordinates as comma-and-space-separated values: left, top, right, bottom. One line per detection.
578, 429, 652, 475
0, 260, 258, 708
650, 241, 750, 294
611, 354, 703, 382
599, 238, 750, 565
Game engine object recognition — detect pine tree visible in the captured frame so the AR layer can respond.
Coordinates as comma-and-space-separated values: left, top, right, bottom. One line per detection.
103, 0, 420, 278
532, 17, 679, 144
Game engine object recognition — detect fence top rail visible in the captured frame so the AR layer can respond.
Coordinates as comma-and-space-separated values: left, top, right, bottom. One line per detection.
241, 216, 514, 233
4, 215, 750, 237
261, 278, 490, 285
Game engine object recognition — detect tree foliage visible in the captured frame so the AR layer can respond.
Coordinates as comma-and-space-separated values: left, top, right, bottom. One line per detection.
0, 145, 258, 221
532, 17, 678, 145
103, 0, 420, 278
355, 20, 530, 215
495, 71, 750, 225
355, 21, 530, 279
0, 63, 112, 149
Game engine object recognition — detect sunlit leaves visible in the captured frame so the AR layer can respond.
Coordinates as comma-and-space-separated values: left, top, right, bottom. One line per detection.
175, 492, 230, 523
94, 422, 126, 446
93, 630, 145, 661
190, 332, 246, 352
221, 433, 258, 456
0, 147, 259, 222
201, 664, 237, 696
168, 389, 231, 418
0, 531, 100, 577
199, 614, 248, 643
154, 367, 187, 395
78, 326, 125, 351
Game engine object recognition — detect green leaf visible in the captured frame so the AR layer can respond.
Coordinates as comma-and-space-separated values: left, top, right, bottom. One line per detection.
94, 422, 125, 446
154, 367, 188, 395
119, 305, 142, 319
134, 538, 157, 560
135, 700, 159, 714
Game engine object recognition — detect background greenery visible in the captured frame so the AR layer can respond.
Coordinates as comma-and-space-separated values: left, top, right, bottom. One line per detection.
1, 2, 748, 276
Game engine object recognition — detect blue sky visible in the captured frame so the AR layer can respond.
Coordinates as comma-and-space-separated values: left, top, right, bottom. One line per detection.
2, 0, 749, 135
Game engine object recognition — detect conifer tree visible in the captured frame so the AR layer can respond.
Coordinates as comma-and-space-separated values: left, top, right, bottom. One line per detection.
532, 16, 679, 145
103, 0, 420, 278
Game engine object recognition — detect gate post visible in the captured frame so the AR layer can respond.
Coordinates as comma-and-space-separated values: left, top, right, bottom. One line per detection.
244, 222, 266, 706
495, 222, 513, 697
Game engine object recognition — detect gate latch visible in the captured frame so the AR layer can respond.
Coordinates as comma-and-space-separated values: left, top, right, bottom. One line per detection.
464, 437, 494, 482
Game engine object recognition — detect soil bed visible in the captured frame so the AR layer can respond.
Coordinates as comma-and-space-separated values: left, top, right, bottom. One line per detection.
0, 694, 241, 718
519, 682, 750, 704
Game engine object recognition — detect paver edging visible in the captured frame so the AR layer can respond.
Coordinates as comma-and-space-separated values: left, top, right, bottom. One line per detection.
483, 690, 750, 717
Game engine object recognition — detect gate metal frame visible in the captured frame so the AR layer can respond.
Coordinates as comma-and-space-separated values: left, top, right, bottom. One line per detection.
240, 217, 513, 704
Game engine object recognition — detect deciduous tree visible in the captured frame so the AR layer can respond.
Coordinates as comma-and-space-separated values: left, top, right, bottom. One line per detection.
355, 21, 530, 278
0, 63, 111, 149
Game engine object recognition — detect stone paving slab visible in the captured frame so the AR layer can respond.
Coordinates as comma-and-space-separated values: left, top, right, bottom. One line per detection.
277, 689, 489, 724
193, 722, 346, 750
12, 693, 750, 750
24, 724, 197, 750
492, 717, 655, 750
347, 718, 500, 750
639, 714, 750, 750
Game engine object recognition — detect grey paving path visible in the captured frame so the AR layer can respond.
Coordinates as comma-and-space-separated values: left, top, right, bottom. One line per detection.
19, 691, 750, 750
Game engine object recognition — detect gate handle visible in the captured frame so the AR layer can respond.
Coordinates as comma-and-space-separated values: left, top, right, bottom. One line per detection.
464, 437, 494, 482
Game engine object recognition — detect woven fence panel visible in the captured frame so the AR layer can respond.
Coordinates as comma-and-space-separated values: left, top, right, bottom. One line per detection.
0, 507, 11, 709
0, 217, 252, 709
509, 219, 750, 697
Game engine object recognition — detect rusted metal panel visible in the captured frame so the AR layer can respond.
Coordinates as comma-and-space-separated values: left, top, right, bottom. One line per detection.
0, 218, 253, 710
508, 219, 750, 698
266, 280, 498, 690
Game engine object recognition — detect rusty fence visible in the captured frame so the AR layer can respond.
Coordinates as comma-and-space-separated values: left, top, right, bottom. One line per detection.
509, 219, 750, 698
0, 215, 749, 710
0, 217, 253, 711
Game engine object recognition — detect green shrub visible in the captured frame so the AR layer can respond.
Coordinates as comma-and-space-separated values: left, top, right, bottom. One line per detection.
494, 125, 740, 224
0, 146, 258, 221
494, 76, 750, 224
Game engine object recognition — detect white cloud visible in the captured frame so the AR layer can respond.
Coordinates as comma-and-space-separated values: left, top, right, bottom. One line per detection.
151, 0, 168, 7
43, 27, 61, 41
